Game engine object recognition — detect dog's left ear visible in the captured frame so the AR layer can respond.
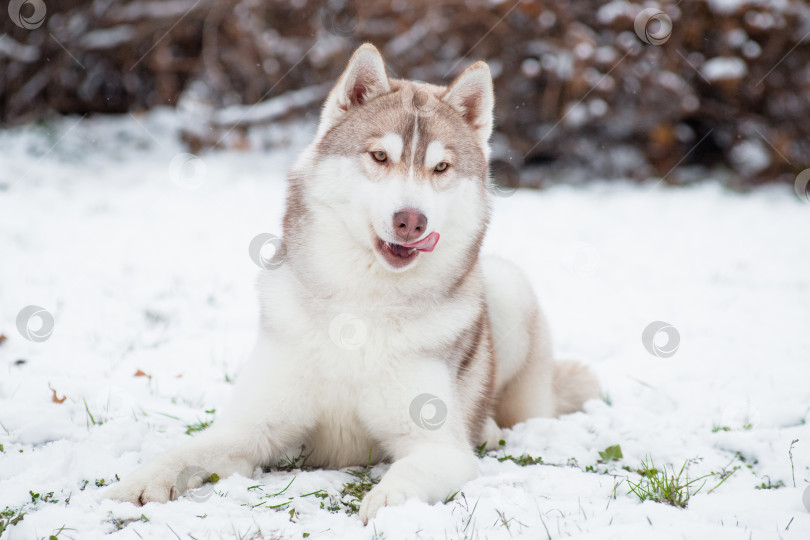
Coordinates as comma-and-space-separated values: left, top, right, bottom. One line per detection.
317, 43, 390, 138
442, 62, 495, 150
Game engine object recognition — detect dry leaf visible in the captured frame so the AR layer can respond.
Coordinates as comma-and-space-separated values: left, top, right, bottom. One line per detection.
50, 388, 66, 404
134, 369, 151, 378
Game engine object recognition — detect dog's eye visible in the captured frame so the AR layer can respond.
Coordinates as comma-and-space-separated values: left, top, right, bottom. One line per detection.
434, 162, 449, 173
371, 151, 387, 163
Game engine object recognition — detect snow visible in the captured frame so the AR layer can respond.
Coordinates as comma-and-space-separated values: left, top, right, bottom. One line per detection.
563, 102, 589, 128
213, 83, 331, 127
705, 0, 789, 15
385, 21, 435, 57
0, 35, 40, 63
730, 139, 771, 175
520, 58, 541, 78
702, 57, 748, 81
79, 26, 137, 50
597, 1, 638, 25
727, 29, 749, 48
110, 0, 207, 22
706, 0, 751, 14
1, 112, 810, 539
742, 40, 763, 59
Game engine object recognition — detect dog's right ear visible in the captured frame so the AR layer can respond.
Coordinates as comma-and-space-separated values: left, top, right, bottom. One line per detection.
317, 43, 390, 138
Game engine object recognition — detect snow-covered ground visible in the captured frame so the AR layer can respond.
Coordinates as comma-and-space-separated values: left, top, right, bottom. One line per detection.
1, 112, 809, 539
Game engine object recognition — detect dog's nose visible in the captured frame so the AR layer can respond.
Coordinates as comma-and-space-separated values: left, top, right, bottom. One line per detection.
392, 208, 428, 242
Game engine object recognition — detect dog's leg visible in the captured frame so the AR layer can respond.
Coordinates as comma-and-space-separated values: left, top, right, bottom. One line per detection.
356, 367, 477, 523
358, 441, 476, 524
105, 335, 314, 505
494, 320, 555, 426
103, 422, 274, 504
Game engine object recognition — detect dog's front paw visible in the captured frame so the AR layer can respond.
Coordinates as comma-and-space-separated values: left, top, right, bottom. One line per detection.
104, 464, 207, 506
104, 472, 177, 505
358, 478, 420, 524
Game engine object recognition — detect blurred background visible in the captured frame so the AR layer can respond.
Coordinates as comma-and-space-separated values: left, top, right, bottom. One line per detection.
1, 0, 809, 189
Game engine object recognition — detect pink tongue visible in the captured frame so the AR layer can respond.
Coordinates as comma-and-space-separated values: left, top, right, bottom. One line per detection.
402, 232, 440, 252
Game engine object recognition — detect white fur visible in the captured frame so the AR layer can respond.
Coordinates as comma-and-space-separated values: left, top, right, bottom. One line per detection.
425, 140, 445, 168
380, 132, 404, 162
408, 116, 419, 181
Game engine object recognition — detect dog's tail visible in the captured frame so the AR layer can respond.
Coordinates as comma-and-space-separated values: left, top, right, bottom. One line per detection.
553, 360, 602, 416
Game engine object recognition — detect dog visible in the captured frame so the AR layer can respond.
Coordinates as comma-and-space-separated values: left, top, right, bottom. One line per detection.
105, 43, 601, 523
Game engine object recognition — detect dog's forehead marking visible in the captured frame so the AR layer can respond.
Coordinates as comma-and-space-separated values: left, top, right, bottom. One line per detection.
381, 132, 404, 162
408, 115, 419, 181
425, 140, 445, 167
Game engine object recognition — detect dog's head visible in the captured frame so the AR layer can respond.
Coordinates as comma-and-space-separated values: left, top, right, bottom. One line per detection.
285, 44, 493, 287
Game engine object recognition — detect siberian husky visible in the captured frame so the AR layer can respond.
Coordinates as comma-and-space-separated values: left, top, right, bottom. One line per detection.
106, 43, 601, 523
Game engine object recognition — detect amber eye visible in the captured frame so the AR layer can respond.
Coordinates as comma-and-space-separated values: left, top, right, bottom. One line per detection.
434, 162, 449, 172
371, 151, 387, 162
